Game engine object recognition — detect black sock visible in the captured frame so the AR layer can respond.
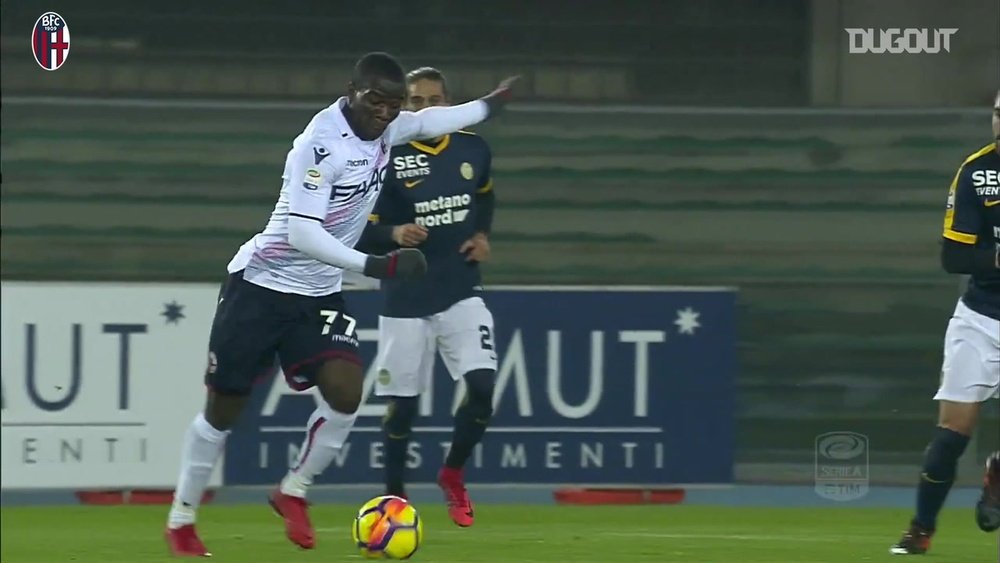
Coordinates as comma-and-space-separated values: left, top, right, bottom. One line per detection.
382, 396, 417, 496
914, 426, 970, 530
445, 403, 490, 469
445, 369, 494, 470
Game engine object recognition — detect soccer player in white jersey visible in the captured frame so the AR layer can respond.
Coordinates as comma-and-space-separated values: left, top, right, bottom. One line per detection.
164, 52, 518, 557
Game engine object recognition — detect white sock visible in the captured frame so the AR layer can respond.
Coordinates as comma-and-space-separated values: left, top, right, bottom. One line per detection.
280, 405, 357, 498
168, 413, 229, 528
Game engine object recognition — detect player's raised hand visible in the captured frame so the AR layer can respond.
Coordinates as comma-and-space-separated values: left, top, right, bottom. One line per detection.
492, 75, 520, 96
392, 224, 428, 247
481, 75, 520, 117
363, 248, 427, 280
459, 232, 491, 262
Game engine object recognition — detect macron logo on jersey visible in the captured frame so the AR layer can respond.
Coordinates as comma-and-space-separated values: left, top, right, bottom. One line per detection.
414, 194, 471, 227
313, 146, 330, 165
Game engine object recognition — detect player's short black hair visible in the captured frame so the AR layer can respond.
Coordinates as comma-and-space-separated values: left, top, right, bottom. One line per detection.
406, 66, 449, 96
352, 52, 405, 88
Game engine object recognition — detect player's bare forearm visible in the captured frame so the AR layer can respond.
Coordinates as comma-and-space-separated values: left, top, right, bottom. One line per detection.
940, 238, 1000, 276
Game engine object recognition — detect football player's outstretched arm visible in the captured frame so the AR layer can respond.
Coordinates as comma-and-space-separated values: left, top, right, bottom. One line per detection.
388, 76, 519, 146
285, 141, 425, 279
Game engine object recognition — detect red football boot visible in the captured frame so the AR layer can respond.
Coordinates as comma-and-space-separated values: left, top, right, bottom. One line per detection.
268, 489, 316, 549
164, 524, 211, 557
438, 466, 474, 527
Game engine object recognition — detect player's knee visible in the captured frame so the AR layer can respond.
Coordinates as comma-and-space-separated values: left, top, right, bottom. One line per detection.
327, 382, 363, 414
937, 401, 980, 436
463, 369, 495, 419
940, 420, 977, 437
383, 396, 418, 436
316, 359, 364, 414
204, 389, 249, 431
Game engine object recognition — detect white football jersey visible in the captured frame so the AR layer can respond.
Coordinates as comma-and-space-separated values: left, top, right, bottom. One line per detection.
228, 97, 432, 296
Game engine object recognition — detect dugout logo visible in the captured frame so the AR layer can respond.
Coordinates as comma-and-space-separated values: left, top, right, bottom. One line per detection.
814, 431, 869, 501
845, 28, 957, 54
31, 12, 70, 71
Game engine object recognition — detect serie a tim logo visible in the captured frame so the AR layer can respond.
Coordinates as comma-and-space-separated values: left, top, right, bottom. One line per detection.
814, 431, 870, 501
32, 12, 70, 71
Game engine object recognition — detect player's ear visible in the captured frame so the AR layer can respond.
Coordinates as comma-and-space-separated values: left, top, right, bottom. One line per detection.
347, 81, 357, 102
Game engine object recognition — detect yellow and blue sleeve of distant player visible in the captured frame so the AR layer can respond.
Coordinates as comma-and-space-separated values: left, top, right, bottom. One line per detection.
477, 177, 493, 195
367, 169, 409, 227
942, 143, 995, 245
471, 135, 495, 233
456, 130, 494, 196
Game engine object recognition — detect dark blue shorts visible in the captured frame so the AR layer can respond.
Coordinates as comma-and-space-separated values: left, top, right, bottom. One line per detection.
204, 270, 362, 395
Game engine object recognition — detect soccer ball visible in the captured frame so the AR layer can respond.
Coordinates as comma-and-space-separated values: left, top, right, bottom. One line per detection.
352, 495, 423, 559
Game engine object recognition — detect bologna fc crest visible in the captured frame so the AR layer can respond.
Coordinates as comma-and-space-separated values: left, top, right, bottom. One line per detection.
32, 12, 70, 71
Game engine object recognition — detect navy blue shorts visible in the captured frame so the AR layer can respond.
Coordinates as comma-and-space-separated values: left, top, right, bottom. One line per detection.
205, 270, 362, 395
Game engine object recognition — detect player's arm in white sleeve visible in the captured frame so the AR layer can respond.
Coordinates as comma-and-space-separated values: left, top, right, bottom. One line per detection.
387, 75, 520, 146
286, 142, 369, 272
387, 102, 488, 146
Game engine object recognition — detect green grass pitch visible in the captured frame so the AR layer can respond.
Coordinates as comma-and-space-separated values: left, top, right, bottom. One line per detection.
2, 504, 996, 562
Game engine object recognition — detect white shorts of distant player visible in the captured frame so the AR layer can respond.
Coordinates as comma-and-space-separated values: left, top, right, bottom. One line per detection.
374, 297, 498, 397
934, 299, 1000, 403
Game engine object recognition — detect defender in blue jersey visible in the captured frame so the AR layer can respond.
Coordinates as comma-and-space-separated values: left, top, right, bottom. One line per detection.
357, 68, 497, 527
891, 91, 1000, 555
